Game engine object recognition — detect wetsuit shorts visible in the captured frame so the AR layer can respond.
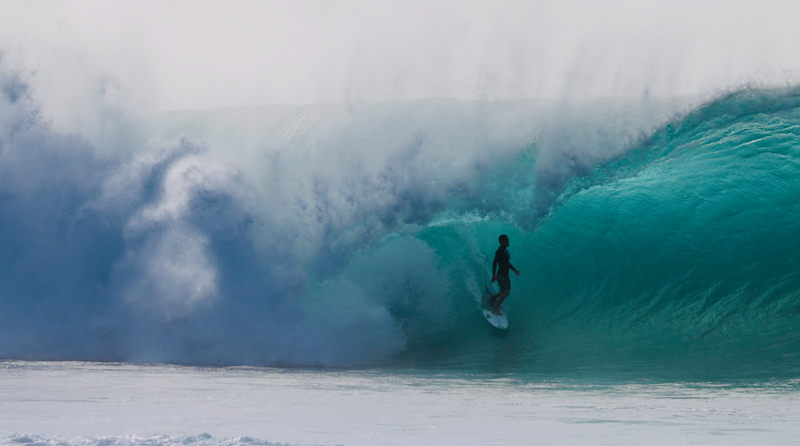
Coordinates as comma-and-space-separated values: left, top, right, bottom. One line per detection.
496, 275, 511, 293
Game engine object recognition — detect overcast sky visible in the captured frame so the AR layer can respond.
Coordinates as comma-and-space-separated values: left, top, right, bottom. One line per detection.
1, 0, 799, 113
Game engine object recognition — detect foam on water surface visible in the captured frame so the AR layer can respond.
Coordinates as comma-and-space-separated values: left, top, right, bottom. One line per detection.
2, 361, 800, 446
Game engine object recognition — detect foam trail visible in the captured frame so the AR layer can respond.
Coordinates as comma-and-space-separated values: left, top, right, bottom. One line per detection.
1, 434, 289, 446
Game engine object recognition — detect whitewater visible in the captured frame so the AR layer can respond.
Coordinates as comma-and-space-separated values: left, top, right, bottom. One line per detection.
3, 361, 800, 446
3, 60, 800, 444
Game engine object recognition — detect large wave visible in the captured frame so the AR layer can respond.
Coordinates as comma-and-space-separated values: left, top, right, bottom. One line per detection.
2, 59, 800, 377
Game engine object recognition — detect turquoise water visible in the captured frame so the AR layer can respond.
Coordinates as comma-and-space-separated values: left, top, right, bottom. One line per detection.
404, 88, 800, 378
2, 61, 800, 379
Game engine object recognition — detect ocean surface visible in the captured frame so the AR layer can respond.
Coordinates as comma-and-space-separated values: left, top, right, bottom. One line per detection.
3, 62, 800, 443
3, 360, 800, 446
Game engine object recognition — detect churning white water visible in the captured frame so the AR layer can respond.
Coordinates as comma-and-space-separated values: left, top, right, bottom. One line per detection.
2, 361, 799, 446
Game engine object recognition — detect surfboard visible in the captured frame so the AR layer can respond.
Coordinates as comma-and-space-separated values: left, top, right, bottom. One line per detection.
481, 290, 508, 329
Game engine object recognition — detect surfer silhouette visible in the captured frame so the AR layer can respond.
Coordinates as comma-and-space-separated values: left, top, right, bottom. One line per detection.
490, 234, 520, 316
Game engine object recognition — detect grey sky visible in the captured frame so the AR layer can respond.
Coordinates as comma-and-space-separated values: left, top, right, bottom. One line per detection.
1, 0, 798, 113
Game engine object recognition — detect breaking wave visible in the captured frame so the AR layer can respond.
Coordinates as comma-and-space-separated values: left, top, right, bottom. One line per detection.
2, 59, 800, 377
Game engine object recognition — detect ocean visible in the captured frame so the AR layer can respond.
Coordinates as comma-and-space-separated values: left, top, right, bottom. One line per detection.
3, 361, 800, 446
2, 61, 800, 444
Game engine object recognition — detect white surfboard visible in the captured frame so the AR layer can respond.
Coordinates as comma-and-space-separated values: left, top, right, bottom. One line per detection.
481, 290, 508, 329
482, 307, 508, 329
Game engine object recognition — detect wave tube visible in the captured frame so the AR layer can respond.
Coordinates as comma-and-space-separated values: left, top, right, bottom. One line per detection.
3, 59, 800, 377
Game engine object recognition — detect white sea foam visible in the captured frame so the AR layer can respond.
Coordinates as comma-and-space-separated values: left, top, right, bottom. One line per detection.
0, 55, 698, 367
3, 361, 800, 446
0, 434, 301, 446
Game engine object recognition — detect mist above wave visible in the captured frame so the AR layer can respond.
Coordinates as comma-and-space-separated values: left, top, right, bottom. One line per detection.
0, 57, 691, 367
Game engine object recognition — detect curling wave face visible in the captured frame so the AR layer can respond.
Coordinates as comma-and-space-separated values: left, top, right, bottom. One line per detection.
2, 61, 800, 377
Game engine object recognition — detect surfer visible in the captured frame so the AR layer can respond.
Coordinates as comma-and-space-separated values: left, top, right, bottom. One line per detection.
490, 234, 520, 316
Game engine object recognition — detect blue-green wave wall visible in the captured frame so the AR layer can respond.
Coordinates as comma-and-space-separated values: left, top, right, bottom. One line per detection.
2, 59, 800, 379
402, 88, 800, 378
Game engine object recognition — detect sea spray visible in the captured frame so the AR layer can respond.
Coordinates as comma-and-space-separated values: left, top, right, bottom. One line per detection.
6, 59, 800, 377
